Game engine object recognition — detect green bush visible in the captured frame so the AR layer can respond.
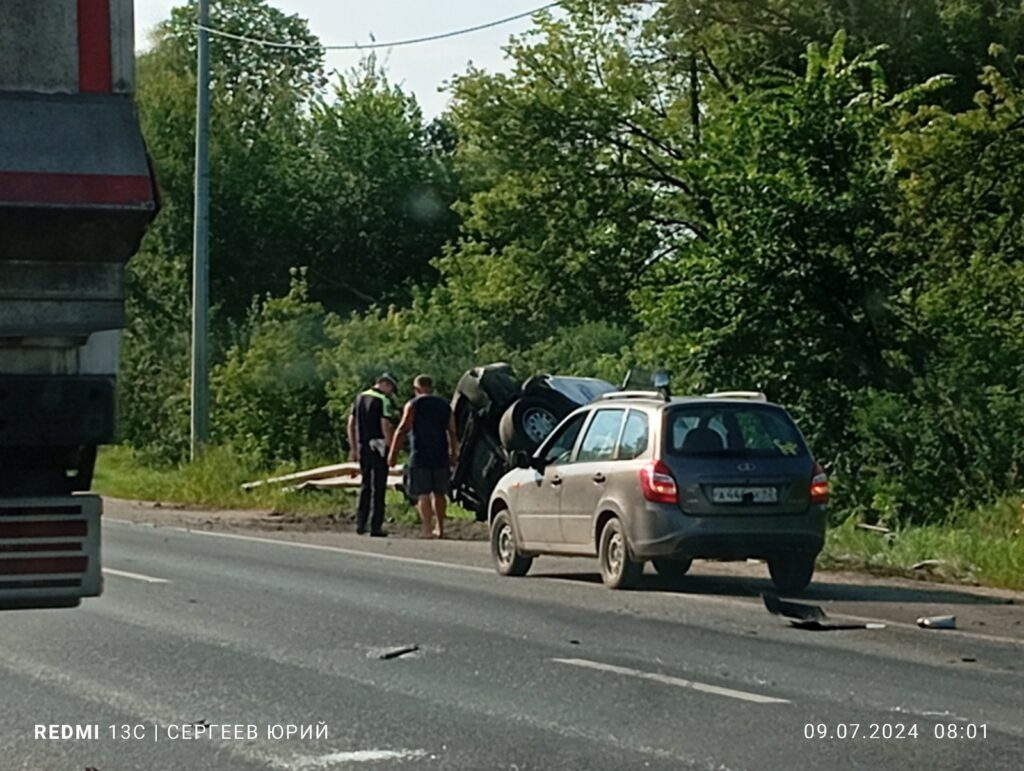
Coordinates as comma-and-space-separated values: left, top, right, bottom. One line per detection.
213, 270, 338, 467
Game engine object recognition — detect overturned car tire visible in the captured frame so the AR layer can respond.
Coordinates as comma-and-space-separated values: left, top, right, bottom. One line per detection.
455, 363, 521, 413
498, 395, 569, 453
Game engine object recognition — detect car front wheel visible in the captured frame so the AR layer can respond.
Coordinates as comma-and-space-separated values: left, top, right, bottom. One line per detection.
598, 518, 642, 589
491, 510, 533, 577
768, 553, 816, 593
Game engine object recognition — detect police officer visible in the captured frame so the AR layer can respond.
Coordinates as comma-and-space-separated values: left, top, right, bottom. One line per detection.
388, 374, 458, 538
347, 373, 397, 536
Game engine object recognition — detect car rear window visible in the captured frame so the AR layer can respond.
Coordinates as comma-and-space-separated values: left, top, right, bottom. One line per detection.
664, 404, 808, 458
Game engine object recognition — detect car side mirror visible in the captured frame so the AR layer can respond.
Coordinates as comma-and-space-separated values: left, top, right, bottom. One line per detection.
510, 450, 532, 469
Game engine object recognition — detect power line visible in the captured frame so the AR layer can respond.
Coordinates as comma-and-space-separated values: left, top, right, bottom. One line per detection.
196, 2, 562, 51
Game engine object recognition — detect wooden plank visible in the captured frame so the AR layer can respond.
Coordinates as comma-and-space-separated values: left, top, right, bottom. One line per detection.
242, 462, 406, 491
295, 474, 405, 491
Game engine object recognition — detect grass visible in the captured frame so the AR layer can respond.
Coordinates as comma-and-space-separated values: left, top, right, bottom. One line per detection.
93, 444, 473, 526
820, 499, 1024, 591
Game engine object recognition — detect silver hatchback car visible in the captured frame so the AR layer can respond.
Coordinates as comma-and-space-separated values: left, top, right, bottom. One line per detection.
488, 391, 829, 591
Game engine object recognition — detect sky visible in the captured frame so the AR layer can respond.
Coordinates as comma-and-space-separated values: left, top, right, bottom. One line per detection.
133, 1, 556, 118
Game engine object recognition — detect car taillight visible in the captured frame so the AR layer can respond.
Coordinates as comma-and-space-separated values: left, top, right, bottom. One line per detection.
810, 462, 829, 504
640, 460, 678, 504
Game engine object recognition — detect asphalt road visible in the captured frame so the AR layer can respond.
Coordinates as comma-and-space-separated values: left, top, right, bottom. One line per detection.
2, 509, 1023, 771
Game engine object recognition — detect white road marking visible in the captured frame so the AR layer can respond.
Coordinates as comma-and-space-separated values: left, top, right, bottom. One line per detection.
105, 519, 1024, 647
102, 567, 169, 584
165, 527, 493, 575
281, 749, 429, 768
553, 657, 791, 705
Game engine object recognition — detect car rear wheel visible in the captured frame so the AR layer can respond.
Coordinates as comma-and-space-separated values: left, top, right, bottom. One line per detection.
651, 556, 693, 578
491, 511, 533, 577
768, 553, 816, 593
598, 518, 642, 589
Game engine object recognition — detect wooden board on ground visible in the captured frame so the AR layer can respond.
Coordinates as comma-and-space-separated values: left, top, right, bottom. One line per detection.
293, 474, 405, 491
243, 462, 405, 491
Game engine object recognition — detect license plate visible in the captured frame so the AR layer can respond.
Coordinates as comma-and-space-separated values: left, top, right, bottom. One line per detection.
712, 486, 778, 504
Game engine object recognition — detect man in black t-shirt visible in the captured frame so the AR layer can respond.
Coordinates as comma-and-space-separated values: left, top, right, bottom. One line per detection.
388, 374, 458, 538
347, 373, 397, 536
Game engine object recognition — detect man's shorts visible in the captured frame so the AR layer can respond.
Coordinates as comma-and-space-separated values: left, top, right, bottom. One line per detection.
407, 466, 451, 497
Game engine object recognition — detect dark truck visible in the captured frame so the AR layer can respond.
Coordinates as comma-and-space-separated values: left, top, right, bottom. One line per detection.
449, 364, 616, 520
0, 1, 159, 609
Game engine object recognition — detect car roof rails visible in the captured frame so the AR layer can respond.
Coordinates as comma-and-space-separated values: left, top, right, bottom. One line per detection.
703, 390, 768, 402
597, 390, 670, 402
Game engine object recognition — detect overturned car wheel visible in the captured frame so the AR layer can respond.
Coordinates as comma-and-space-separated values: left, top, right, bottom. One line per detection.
499, 396, 566, 452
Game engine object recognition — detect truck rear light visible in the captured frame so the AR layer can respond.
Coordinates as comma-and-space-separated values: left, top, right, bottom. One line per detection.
640, 460, 678, 504
810, 462, 829, 504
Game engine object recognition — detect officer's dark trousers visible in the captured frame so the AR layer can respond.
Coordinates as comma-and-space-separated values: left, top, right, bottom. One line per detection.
357, 451, 388, 533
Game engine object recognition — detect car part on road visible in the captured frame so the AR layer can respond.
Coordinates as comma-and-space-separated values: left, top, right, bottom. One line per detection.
598, 518, 642, 589
379, 644, 420, 660
761, 592, 826, 622
762, 593, 886, 630
768, 553, 816, 593
917, 614, 957, 630
651, 557, 693, 578
491, 510, 533, 577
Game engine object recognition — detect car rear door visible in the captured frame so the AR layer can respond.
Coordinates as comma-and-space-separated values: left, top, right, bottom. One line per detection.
660, 403, 815, 515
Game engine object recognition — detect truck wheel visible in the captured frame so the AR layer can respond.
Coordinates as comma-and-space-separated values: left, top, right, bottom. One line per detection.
598, 518, 642, 589
499, 396, 565, 452
768, 553, 816, 593
491, 511, 533, 576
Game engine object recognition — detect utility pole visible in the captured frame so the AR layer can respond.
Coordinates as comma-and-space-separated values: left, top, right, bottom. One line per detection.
190, 0, 211, 459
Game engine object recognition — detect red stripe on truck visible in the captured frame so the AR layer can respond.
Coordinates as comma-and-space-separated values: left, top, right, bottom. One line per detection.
78, 0, 113, 93
0, 171, 153, 206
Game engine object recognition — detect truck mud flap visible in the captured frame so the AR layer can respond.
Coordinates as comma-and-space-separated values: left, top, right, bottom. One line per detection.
0, 494, 101, 609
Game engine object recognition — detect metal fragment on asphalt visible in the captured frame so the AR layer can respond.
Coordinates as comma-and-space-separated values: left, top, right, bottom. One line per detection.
761, 592, 826, 622
917, 615, 957, 629
378, 644, 420, 660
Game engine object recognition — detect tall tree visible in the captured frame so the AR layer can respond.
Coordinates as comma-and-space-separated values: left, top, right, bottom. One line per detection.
136, 0, 326, 319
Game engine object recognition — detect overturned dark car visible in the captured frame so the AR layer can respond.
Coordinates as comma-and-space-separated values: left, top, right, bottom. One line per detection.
449, 364, 616, 520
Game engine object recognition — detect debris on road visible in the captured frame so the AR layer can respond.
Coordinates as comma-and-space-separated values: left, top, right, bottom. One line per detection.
788, 620, 887, 631
378, 644, 421, 660
761, 592, 826, 622
762, 592, 886, 631
917, 614, 957, 630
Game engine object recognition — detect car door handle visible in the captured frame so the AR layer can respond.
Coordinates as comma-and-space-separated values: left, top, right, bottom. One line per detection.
592, 473, 606, 484
550, 476, 562, 487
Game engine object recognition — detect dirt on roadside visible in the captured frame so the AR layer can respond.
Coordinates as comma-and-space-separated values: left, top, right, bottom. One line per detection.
106, 497, 489, 541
